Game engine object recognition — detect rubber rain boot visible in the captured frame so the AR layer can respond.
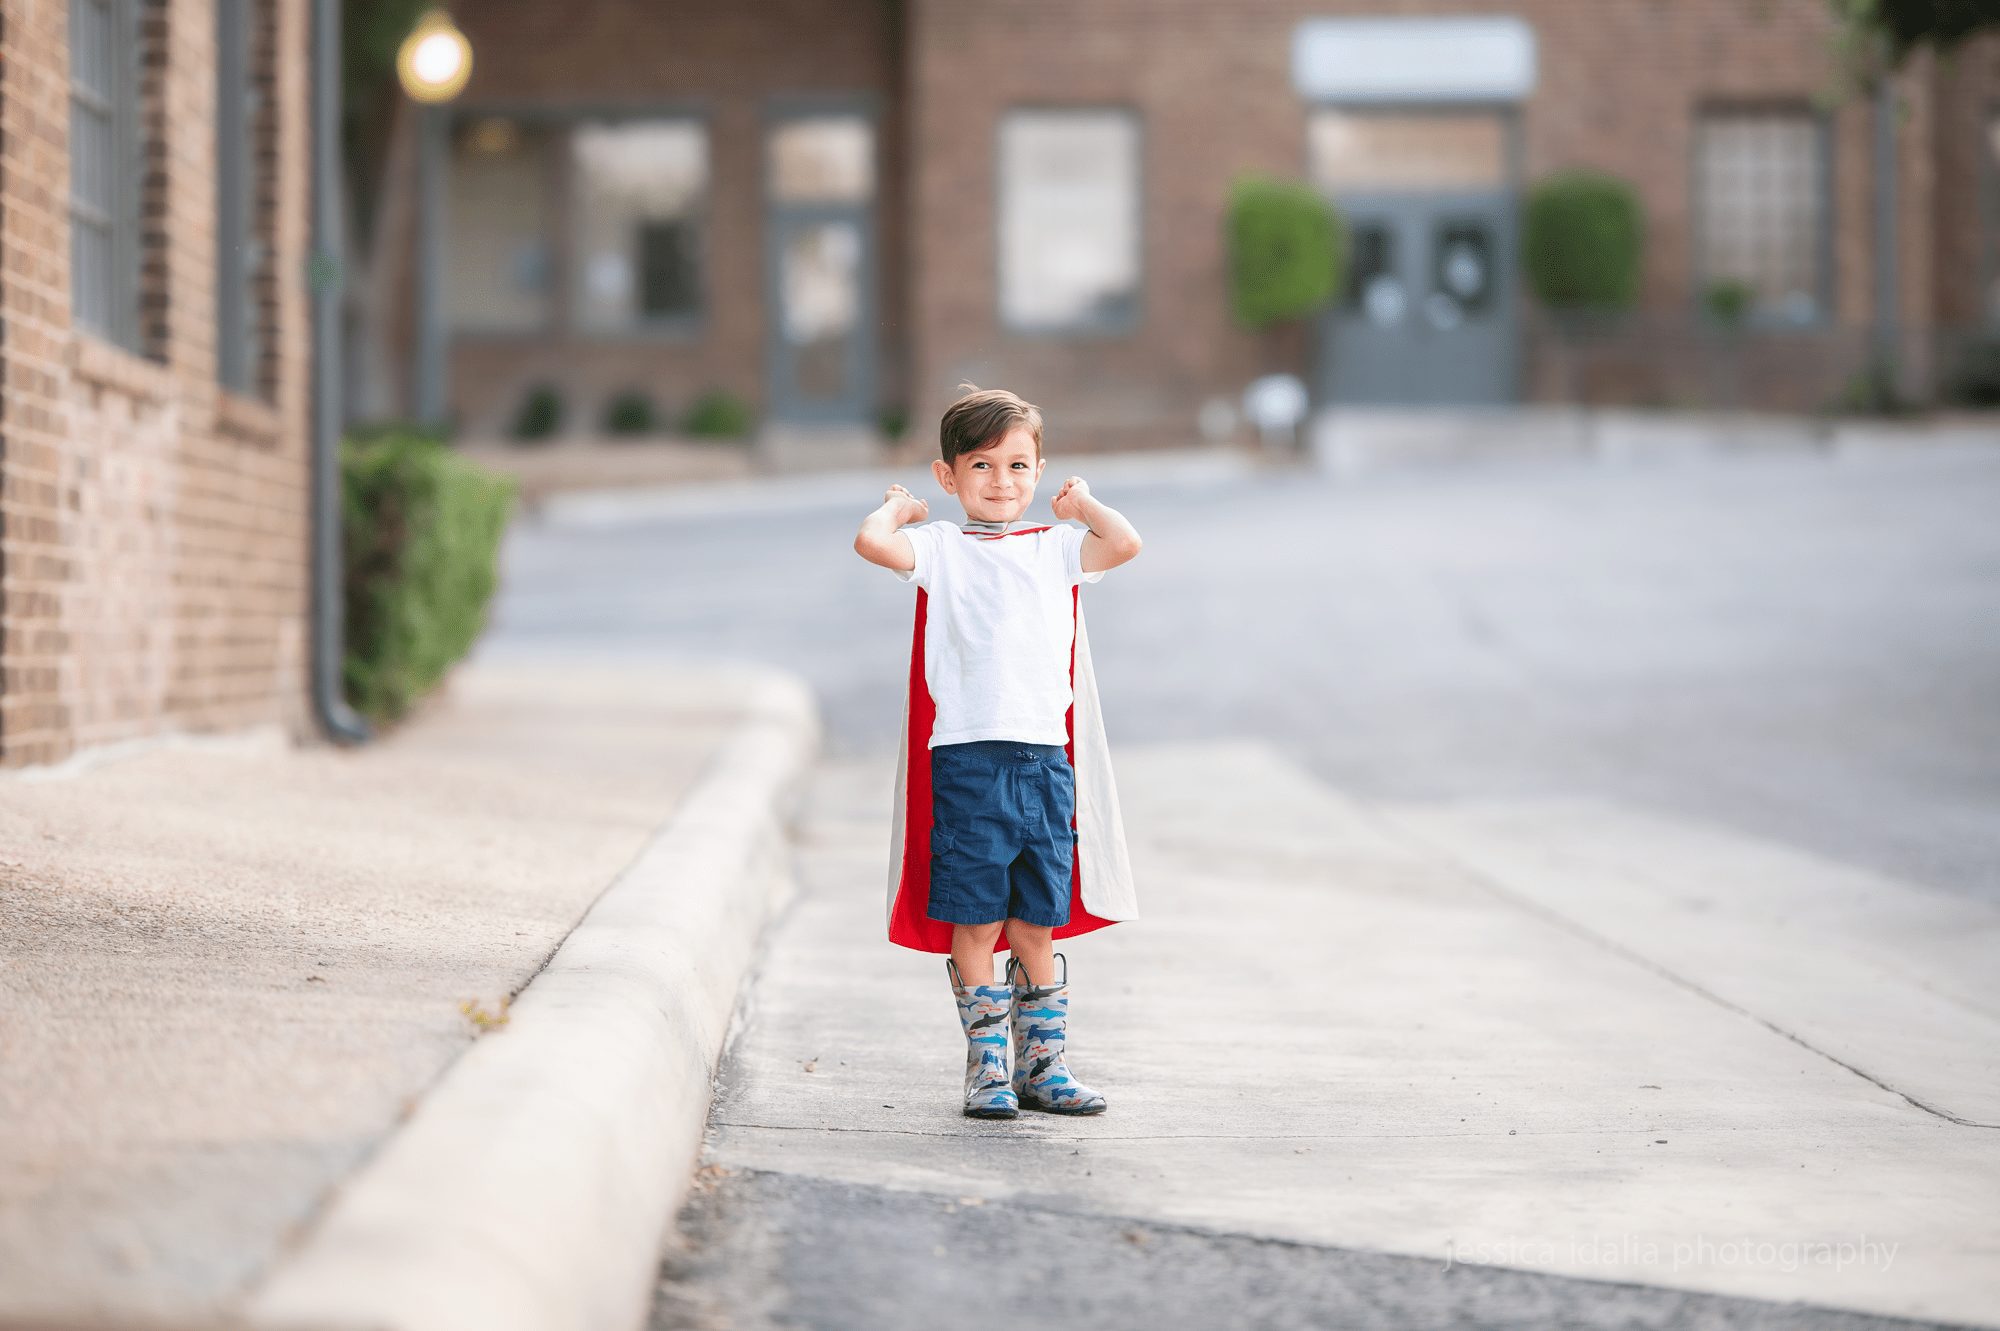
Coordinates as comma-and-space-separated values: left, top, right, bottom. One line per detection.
1007, 953, 1108, 1115
948, 959, 1019, 1119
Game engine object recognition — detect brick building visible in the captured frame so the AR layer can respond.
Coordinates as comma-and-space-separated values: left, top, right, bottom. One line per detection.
371, 0, 1999, 450
1, 0, 315, 767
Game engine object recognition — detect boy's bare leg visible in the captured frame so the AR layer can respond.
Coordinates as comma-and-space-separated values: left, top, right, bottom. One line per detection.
1002, 919, 1057, 985
949, 921, 1006, 985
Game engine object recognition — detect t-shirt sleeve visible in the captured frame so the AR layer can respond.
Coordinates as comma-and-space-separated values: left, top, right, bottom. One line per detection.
891, 521, 940, 589
1058, 522, 1106, 586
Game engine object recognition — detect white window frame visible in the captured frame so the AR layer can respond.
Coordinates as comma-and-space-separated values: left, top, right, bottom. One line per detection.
1692, 104, 1834, 330
997, 107, 1144, 336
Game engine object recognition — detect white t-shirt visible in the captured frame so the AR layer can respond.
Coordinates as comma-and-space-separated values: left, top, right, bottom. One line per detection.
893, 520, 1106, 748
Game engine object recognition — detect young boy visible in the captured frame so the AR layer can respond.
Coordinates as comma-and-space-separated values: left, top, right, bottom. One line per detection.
854, 385, 1143, 1119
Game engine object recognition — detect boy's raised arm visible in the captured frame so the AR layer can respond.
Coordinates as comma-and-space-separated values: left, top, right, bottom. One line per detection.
854, 483, 928, 572
1051, 477, 1142, 574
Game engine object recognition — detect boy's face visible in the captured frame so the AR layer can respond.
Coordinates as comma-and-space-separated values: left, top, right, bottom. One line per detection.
931, 426, 1046, 524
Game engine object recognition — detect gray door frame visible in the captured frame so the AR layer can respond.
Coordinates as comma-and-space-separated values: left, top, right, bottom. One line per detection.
1319, 188, 1519, 406
1302, 102, 1526, 407
762, 95, 881, 426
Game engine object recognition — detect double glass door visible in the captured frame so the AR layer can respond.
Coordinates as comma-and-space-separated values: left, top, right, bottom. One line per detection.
1317, 191, 1517, 406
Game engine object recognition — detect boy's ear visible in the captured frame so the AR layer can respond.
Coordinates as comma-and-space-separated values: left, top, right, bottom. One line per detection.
931, 458, 955, 493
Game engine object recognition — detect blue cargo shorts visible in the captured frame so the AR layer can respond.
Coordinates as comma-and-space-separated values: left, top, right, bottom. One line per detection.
927, 740, 1078, 928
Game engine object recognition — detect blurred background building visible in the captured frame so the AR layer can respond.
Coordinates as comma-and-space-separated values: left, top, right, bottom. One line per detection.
359, 0, 2000, 450
0, 0, 315, 766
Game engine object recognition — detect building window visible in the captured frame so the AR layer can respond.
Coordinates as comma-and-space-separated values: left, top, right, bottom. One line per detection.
446, 117, 556, 332
998, 109, 1140, 332
70, 0, 141, 349
215, 0, 272, 395
570, 118, 708, 331
1694, 107, 1830, 326
1985, 112, 2000, 324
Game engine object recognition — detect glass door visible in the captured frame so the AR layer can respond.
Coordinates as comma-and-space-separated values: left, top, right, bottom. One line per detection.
764, 110, 876, 424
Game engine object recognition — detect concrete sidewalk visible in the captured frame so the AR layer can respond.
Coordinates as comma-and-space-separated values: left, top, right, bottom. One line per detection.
0, 661, 817, 1331
674, 743, 2000, 1329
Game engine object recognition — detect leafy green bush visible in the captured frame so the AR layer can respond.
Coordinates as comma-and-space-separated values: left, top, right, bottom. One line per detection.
1826, 355, 1915, 418
877, 404, 909, 441
1522, 172, 1644, 311
1942, 335, 2000, 407
509, 383, 564, 442
341, 430, 516, 724
1224, 177, 1345, 327
1703, 278, 1755, 329
601, 389, 659, 436
682, 388, 755, 439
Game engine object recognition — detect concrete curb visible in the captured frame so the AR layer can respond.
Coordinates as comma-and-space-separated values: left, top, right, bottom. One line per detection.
238, 668, 820, 1331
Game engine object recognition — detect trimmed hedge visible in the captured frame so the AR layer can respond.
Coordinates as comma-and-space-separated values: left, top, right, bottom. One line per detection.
601, 388, 659, 435
683, 388, 755, 439
342, 430, 516, 723
1225, 177, 1345, 327
1522, 171, 1644, 311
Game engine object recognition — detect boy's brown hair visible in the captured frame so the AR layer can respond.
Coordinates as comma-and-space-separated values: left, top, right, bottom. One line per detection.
938, 383, 1043, 465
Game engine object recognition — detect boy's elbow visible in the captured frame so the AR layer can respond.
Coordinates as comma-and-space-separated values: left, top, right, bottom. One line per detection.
1116, 532, 1143, 562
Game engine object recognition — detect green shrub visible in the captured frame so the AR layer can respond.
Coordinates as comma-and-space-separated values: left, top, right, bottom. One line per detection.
347, 418, 451, 447
1703, 278, 1756, 329
877, 404, 909, 441
1224, 177, 1345, 327
341, 430, 516, 724
1826, 355, 1915, 418
682, 388, 755, 439
1942, 335, 2000, 407
601, 389, 659, 436
1522, 171, 1644, 311
509, 383, 564, 442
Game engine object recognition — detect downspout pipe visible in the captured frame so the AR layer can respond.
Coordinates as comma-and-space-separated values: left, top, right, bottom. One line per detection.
309, 0, 370, 744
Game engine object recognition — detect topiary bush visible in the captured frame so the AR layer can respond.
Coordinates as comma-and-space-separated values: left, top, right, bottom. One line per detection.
601, 388, 659, 436
682, 388, 755, 439
341, 430, 517, 724
1522, 171, 1645, 311
509, 382, 564, 442
1703, 278, 1756, 329
1224, 176, 1345, 328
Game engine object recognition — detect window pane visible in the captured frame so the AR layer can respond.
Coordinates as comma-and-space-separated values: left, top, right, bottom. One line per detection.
1308, 112, 1504, 191
71, 103, 113, 215
71, 0, 110, 98
1697, 111, 1824, 323
769, 115, 872, 204
73, 221, 111, 333
637, 218, 700, 318
781, 220, 862, 402
446, 118, 552, 331
1000, 110, 1139, 329
570, 119, 706, 329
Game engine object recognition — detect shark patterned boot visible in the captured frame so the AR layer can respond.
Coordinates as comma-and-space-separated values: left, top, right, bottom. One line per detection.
948, 960, 1019, 1119
1007, 954, 1108, 1115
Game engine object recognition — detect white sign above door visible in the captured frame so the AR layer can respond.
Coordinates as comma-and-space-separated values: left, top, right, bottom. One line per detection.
1292, 17, 1538, 103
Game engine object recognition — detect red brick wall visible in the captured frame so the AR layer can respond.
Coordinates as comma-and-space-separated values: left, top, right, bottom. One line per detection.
0, 0, 313, 768
908, 0, 1957, 435
370, 0, 1989, 440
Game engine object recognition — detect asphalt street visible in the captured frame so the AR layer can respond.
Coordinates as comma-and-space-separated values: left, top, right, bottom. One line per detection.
475, 441, 2000, 1330
484, 441, 2000, 907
